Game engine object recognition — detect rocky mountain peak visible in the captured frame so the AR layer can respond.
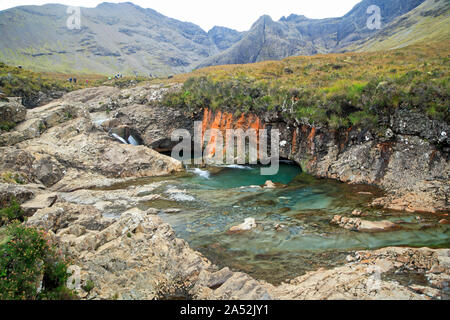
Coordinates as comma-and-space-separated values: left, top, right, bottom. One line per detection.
1, 0, 446, 75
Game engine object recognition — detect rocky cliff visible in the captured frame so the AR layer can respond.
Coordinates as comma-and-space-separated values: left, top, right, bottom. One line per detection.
0, 86, 183, 195
270, 111, 449, 214
198, 0, 429, 68
111, 89, 449, 215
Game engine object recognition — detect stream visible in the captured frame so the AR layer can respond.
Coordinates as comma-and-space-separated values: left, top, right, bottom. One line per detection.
92, 160, 450, 285
116, 162, 449, 284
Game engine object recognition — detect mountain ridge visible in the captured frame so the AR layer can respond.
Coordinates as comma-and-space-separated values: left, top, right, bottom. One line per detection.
197, 0, 430, 68
0, 0, 448, 76
0, 2, 242, 76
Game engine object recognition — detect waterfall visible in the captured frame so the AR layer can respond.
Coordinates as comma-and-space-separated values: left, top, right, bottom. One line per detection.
188, 168, 211, 179
111, 133, 129, 144
221, 164, 252, 170
128, 135, 139, 146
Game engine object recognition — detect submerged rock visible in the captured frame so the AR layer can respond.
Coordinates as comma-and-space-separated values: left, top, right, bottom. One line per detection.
263, 180, 276, 189
351, 209, 364, 217
228, 218, 257, 233
331, 215, 399, 232
358, 220, 400, 232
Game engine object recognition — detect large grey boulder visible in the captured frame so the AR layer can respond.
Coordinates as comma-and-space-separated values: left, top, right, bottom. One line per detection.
0, 97, 26, 124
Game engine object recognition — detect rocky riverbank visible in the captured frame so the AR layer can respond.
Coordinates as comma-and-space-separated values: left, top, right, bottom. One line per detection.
0, 84, 448, 300
21, 200, 449, 300
112, 88, 449, 214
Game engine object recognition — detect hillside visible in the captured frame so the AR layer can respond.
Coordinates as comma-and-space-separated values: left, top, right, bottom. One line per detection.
351, 0, 450, 52
2, 0, 449, 76
166, 40, 450, 129
0, 2, 242, 77
197, 0, 428, 68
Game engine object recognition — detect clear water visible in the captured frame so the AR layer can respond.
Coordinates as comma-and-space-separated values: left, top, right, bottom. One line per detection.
106, 163, 450, 284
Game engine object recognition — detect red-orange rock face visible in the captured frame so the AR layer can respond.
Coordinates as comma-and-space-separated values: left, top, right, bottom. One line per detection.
201, 108, 266, 158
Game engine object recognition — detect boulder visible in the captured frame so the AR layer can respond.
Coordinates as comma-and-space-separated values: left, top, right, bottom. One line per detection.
31, 155, 64, 187
351, 209, 363, 216
21, 192, 58, 216
331, 215, 361, 231
0, 183, 35, 205
0, 97, 26, 124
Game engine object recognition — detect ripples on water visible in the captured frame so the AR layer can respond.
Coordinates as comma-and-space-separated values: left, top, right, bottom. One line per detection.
130, 163, 450, 284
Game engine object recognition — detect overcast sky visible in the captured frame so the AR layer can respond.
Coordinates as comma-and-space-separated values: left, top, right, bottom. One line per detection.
0, 0, 362, 31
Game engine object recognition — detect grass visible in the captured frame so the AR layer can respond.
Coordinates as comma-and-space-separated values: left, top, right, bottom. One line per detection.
0, 172, 27, 185
0, 62, 100, 106
163, 41, 450, 129
0, 62, 149, 107
0, 121, 16, 132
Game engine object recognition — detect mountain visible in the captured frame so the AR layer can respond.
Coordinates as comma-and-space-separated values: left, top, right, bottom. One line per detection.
198, 0, 428, 68
208, 26, 245, 51
0, 2, 242, 76
0, 0, 448, 76
350, 0, 450, 52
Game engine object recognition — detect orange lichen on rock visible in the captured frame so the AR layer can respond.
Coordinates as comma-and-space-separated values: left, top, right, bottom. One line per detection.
201, 108, 265, 159
307, 127, 316, 152
291, 129, 298, 155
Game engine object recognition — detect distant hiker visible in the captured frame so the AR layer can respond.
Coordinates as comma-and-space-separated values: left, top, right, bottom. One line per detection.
69, 78, 73, 83
73, 78, 77, 84
86, 80, 89, 85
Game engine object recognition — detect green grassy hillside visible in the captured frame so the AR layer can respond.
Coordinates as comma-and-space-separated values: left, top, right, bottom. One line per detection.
165, 41, 450, 129
351, 0, 450, 52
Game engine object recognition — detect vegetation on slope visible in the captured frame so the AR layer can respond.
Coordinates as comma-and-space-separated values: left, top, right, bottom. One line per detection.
164, 41, 450, 130
0, 198, 77, 300
0, 62, 98, 104
352, 0, 450, 52
0, 63, 149, 107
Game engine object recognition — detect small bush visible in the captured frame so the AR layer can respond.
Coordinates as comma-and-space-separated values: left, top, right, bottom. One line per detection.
0, 200, 25, 227
0, 121, 16, 132
82, 279, 95, 293
0, 224, 77, 300
0, 172, 27, 185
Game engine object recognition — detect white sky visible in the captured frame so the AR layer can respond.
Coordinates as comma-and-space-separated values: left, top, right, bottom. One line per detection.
0, 0, 362, 31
